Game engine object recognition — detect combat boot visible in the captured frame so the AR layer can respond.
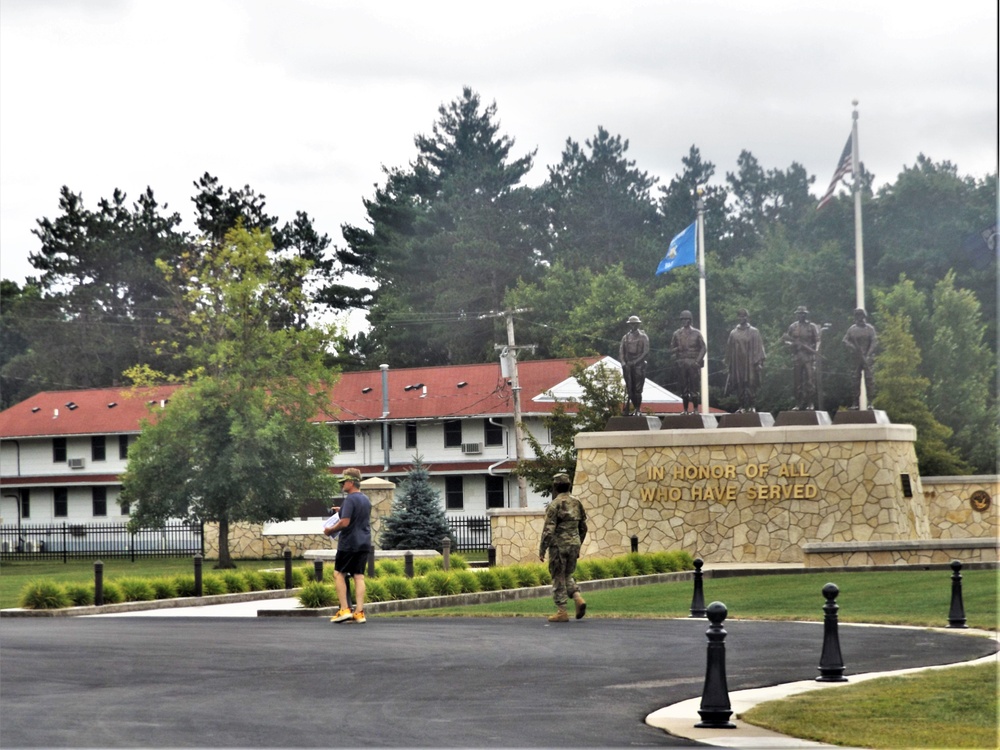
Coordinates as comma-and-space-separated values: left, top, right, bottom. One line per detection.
573, 591, 587, 619
547, 606, 570, 622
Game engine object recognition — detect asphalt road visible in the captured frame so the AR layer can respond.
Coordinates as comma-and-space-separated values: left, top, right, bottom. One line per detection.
1, 615, 995, 748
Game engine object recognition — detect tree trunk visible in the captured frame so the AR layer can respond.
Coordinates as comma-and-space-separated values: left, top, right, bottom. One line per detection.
216, 518, 236, 569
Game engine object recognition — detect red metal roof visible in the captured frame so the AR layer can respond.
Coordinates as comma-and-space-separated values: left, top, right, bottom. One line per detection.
0, 357, 688, 438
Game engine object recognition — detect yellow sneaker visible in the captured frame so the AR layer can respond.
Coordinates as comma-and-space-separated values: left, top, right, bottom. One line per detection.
330, 608, 352, 623
352, 610, 367, 624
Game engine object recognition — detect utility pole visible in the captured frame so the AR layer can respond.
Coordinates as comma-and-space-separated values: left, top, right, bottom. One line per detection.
482, 308, 534, 508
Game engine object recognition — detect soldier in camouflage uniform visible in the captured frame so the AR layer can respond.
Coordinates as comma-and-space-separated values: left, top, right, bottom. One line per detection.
538, 472, 589, 622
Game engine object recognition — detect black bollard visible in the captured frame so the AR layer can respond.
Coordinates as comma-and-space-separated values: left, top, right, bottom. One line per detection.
689, 558, 707, 618
947, 560, 968, 629
404, 551, 414, 578
816, 582, 848, 682
193, 554, 203, 597
630, 535, 639, 553
366, 548, 376, 577
283, 549, 293, 589
488, 546, 496, 568
314, 559, 324, 584
94, 560, 104, 607
695, 601, 735, 729
442, 536, 451, 571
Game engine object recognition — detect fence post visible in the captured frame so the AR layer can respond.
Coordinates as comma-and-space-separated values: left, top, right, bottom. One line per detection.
404, 551, 414, 578
62, 523, 68, 564
488, 546, 496, 567
94, 560, 104, 606
284, 549, 293, 589
442, 536, 451, 571
695, 601, 735, 729
193, 554, 203, 597
947, 560, 968, 629
816, 582, 848, 682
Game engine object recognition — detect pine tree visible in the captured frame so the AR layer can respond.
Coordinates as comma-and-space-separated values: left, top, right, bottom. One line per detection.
379, 457, 455, 551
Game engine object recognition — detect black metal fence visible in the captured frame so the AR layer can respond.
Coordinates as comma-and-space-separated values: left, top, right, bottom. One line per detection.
447, 515, 491, 552
0, 522, 204, 562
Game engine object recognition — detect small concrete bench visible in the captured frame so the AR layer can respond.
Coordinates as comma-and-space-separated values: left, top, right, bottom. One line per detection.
303, 549, 441, 561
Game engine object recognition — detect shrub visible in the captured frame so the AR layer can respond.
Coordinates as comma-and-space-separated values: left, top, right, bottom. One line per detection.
452, 570, 480, 594
116, 577, 156, 602
382, 575, 416, 601
508, 565, 540, 588
150, 578, 178, 600
65, 583, 95, 607
628, 553, 654, 576
240, 570, 265, 591
574, 560, 593, 582
202, 575, 227, 595
448, 555, 469, 570
535, 564, 552, 585
100, 581, 123, 604
221, 572, 249, 594
412, 577, 436, 598
376, 560, 405, 578
425, 571, 461, 596
259, 571, 284, 590
289, 568, 306, 588
610, 556, 638, 578
414, 559, 436, 576
298, 581, 337, 609
587, 559, 613, 580
475, 569, 500, 591
19, 579, 71, 609
173, 575, 197, 597
494, 567, 519, 589
649, 551, 692, 573
365, 579, 389, 603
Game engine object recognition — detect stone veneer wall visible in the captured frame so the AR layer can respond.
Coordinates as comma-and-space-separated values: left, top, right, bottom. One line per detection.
921, 475, 998, 540
491, 424, 930, 566
203, 478, 396, 560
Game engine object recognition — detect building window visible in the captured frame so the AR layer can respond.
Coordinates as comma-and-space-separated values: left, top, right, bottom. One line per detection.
21, 490, 31, 519
92, 487, 107, 517
119, 435, 130, 460
338, 424, 356, 452
54, 488, 68, 518
53, 437, 67, 463
444, 420, 463, 448
119, 499, 130, 516
484, 419, 504, 447
406, 422, 418, 449
485, 476, 506, 509
445, 476, 464, 510
92, 435, 106, 462
380, 424, 393, 449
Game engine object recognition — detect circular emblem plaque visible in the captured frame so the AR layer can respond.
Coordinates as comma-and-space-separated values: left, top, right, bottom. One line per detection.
969, 490, 991, 512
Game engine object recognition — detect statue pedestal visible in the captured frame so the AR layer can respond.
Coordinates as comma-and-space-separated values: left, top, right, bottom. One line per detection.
832, 409, 890, 425
717, 412, 775, 428
775, 410, 833, 427
604, 416, 661, 431
661, 413, 719, 430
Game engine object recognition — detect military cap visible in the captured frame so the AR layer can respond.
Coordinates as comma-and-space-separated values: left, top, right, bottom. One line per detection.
552, 472, 571, 485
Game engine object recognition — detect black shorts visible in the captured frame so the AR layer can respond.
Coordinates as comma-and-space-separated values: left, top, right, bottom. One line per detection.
335, 549, 369, 576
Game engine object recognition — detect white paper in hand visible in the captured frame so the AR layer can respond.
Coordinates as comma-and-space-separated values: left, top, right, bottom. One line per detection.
323, 512, 341, 540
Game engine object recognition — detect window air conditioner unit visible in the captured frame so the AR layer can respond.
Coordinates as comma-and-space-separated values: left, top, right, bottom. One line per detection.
461, 442, 482, 455
68, 457, 85, 469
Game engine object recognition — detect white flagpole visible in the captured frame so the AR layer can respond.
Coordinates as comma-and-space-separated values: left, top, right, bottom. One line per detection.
851, 99, 869, 409
696, 190, 709, 415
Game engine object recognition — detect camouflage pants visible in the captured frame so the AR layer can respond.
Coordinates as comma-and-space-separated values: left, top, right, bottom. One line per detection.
548, 545, 581, 607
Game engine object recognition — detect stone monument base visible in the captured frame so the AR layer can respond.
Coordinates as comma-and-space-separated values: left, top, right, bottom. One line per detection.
717, 411, 775, 428
775, 410, 833, 426
605, 415, 661, 431
832, 409, 890, 425
661, 413, 719, 430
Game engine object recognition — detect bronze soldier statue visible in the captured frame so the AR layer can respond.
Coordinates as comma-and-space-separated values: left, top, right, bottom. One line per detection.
781, 305, 821, 410
843, 308, 878, 409
669, 310, 706, 414
725, 309, 766, 412
619, 315, 650, 415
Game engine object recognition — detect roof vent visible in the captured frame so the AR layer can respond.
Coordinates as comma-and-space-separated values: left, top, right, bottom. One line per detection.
361, 387, 372, 394
31, 407, 40, 413
66, 402, 78, 410
107, 402, 117, 408
457, 381, 468, 388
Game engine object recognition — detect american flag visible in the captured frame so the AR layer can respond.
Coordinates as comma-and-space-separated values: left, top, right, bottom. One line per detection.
817, 135, 853, 209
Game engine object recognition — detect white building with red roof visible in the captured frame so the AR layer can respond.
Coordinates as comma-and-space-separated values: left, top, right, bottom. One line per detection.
0, 357, 683, 524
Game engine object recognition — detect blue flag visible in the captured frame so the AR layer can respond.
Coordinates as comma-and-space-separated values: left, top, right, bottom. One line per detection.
656, 222, 696, 275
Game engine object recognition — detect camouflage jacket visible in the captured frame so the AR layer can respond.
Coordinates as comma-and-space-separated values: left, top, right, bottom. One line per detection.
539, 492, 588, 555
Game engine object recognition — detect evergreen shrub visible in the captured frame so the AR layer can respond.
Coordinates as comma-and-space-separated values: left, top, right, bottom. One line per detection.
19, 579, 71, 609
379, 457, 455, 551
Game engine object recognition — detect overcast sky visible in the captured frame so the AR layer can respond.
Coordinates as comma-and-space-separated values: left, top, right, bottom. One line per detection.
2, 0, 997, 305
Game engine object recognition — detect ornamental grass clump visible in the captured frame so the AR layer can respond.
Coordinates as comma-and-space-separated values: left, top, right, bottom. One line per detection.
414, 559, 436, 576
412, 576, 436, 598
221, 572, 249, 593
116, 577, 156, 602
65, 583, 94, 607
494, 567, 519, 589
202, 575, 227, 595
19, 579, 71, 609
376, 560, 405, 578
508, 565, 540, 587
382, 575, 417, 601
364, 579, 389, 603
259, 571, 284, 590
452, 570, 480, 594
298, 581, 337, 609
609, 556, 639, 578
585, 559, 613, 580
100, 581, 123, 604
172, 575, 197, 597
475, 569, 501, 591
240, 570, 265, 591
150, 578, 178, 600
425, 571, 461, 596
627, 552, 654, 575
